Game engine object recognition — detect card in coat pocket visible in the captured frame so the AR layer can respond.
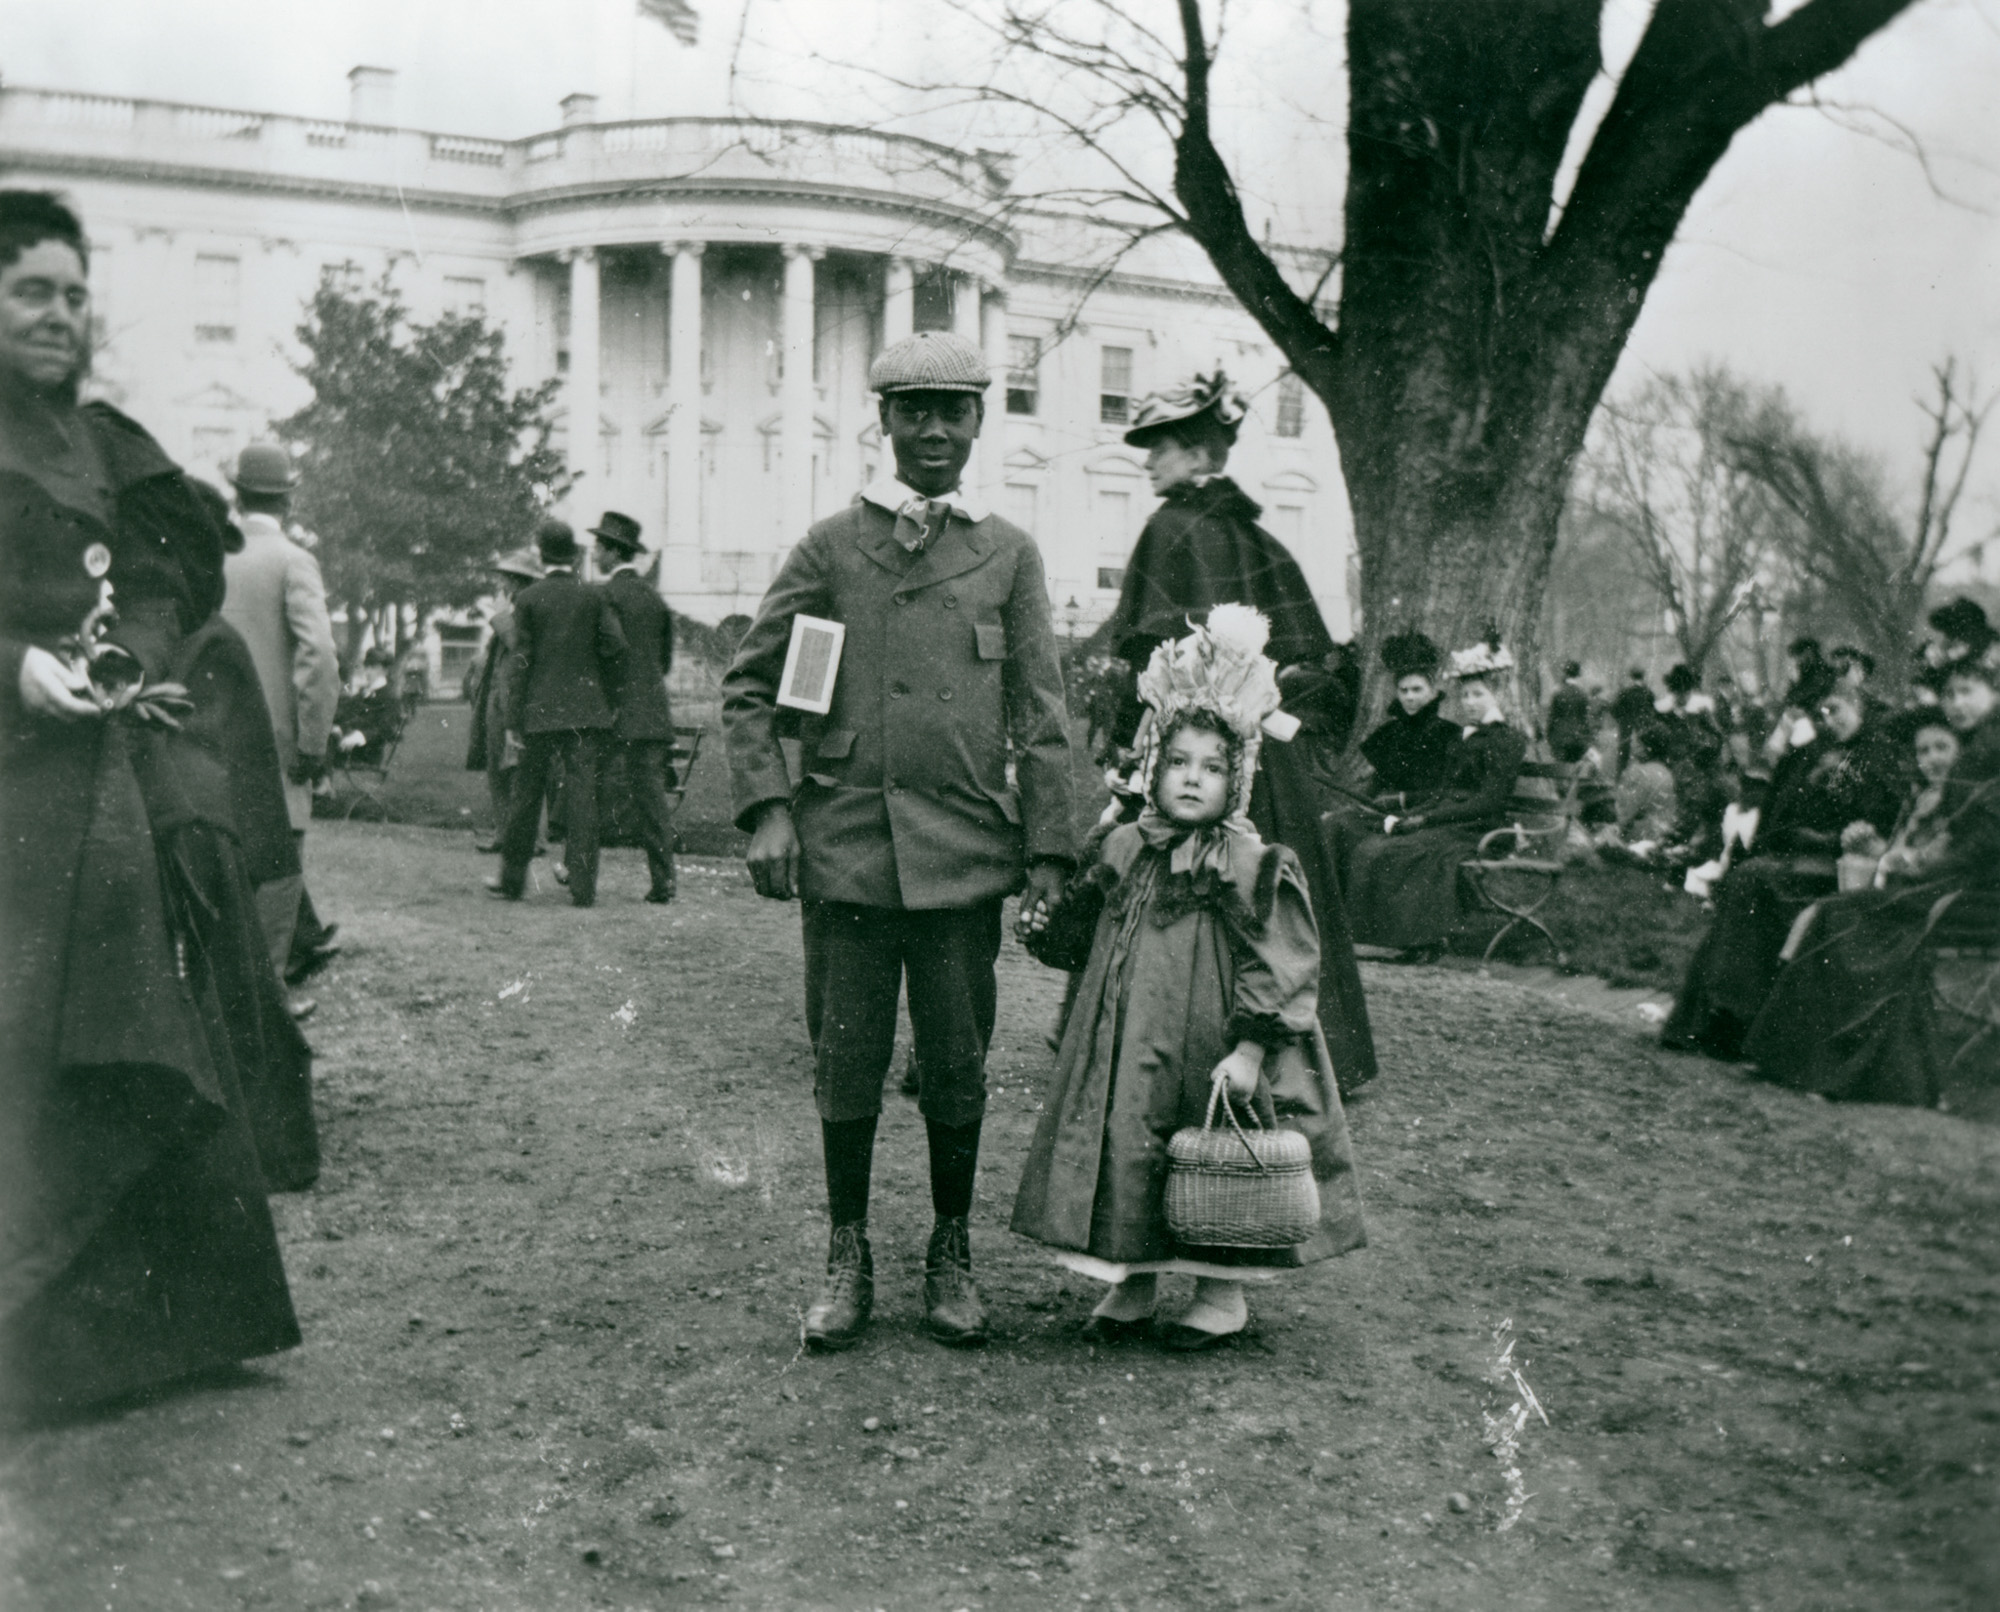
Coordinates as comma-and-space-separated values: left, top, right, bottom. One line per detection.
777, 615, 845, 714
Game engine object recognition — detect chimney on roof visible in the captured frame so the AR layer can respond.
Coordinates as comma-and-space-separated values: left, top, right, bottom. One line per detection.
348, 66, 397, 127
560, 93, 600, 129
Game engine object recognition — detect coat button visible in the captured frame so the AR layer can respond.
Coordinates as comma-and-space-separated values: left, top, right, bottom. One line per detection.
890, 683, 907, 698
893, 594, 910, 605
938, 687, 953, 701
943, 595, 957, 609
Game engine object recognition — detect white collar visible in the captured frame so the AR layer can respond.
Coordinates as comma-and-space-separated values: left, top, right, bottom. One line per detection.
240, 511, 284, 536
859, 475, 990, 525
606, 562, 639, 578
543, 563, 574, 576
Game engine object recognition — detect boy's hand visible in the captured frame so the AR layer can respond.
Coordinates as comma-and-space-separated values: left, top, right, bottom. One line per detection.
1212, 1039, 1266, 1099
745, 801, 802, 900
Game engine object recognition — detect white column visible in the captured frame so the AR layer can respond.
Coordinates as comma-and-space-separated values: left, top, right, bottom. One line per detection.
882, 256, 914, 345
781, 244, 823, 541
663, 242, 705, 597
979, 282, 1010, 511
952, 271, 982, 345
565, 247, 601, 502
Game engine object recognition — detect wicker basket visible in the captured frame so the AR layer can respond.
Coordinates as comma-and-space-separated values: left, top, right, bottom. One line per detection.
1165, 1074, 1321, 1249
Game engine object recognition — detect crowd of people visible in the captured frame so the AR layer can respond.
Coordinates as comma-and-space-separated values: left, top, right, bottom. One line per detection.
3, 175, 1989, 1431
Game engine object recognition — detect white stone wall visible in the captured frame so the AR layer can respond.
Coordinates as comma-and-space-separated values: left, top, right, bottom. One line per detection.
7, 85, 1353, 638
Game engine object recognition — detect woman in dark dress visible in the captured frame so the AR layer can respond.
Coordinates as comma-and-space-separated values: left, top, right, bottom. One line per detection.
1744, 667, 2000, 1105
0, 192, 301, 1418
1661, 683, 1906, 1060
1099, 371, 1377, 1090
1333, 639, 1529, 954
1356, 632, 1461, 808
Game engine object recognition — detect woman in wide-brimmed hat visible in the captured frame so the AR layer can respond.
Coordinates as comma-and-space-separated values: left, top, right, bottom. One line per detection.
1096, 370, 1378, 1091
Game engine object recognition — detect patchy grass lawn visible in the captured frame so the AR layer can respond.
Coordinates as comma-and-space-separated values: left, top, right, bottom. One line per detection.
3, 823, 1996, 1611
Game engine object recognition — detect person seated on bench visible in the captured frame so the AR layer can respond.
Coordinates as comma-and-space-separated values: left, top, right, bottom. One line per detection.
329, 648, 401, 768
1660, 678, 1905, 1060
1328, 633, 1527, 959
1744, 669, 2000, 1106
1355, 631, 1460, 811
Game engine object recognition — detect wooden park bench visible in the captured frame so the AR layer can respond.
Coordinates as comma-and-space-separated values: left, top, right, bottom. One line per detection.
1459, 758, 1587, 965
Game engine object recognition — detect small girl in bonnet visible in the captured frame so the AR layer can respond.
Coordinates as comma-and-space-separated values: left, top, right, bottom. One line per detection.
1011, 607, 1365, 1349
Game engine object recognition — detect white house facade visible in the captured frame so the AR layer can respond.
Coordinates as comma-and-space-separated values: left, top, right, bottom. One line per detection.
0, 70, 1356, 635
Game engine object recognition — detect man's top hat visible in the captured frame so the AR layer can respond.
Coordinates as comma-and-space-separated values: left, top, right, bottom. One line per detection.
227, 442, 299, 495
535, 518, 579, 566
868, 331, 991, 395
589, 511, 646, 553
493, 547, 544, 581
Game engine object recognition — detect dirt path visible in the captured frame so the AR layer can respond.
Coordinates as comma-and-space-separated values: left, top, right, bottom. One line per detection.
4, 823, 1997, 1611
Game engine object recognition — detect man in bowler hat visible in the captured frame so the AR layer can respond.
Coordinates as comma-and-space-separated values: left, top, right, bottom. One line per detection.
487, 519, 627, 907
592, 512, 679, 903
724, 330, 1076, 1351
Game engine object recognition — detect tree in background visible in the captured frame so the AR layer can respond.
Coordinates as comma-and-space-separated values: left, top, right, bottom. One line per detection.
1729, 359, 1995, 688
1577, 367, 1793, 680
279, 271, 572, 657
891, 0, 1925, 730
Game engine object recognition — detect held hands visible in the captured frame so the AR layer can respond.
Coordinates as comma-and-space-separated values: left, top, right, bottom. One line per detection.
1016, 860, 1066, 939
18, 646, 103, 721
745, 801, 802, 900
1211, 1039, 1266, 1100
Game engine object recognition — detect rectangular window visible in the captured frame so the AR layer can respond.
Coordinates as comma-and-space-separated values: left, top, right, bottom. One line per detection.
444, 275, 487, 315
1099, 345, 1133, 424
1006, 335, 1041, 416
1275, 371, 1306, 438
193, 252, 239, 345
1096, 567, 1125, 591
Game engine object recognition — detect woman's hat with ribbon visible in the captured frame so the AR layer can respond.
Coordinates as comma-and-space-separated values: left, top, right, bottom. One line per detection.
1123, 370, 1249, 450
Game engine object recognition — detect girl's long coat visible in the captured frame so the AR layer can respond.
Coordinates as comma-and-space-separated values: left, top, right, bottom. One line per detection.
1011, 823, 1366, 1266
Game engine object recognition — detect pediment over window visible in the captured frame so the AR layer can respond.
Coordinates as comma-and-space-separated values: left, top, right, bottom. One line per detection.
175, 381, 259, 413
1086, 452, 1145, 478
1262, 469, 1318, 494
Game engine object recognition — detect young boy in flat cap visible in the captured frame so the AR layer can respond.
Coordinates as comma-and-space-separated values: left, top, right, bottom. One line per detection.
723, 331, 1076, 1350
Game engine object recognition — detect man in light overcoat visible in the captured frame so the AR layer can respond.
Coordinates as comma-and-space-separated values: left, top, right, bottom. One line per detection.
221, 442, 340, 982
723, 330, 1076, 1351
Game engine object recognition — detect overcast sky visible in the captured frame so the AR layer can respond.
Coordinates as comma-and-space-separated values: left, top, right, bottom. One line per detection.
5, 0, 1997, 540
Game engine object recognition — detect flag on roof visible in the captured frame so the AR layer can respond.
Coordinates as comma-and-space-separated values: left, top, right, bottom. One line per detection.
638, 0, 699, 46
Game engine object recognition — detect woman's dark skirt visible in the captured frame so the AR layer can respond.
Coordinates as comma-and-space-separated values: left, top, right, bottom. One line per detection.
1249, 737, 1378, 1091
1745, 884, 2000, 1107
1662, 855, 1836, 1059
1334, 819, 1484, 952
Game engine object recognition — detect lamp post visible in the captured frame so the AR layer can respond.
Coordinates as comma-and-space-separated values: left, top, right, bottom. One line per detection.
1065, 595, 1080, 643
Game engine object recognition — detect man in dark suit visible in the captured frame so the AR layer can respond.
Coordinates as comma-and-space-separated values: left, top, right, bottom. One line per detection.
592, 511, 678, 903
487, 520, 627, 907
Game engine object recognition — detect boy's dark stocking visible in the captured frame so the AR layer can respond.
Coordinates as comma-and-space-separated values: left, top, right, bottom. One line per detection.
821, 1115, 878, 1227
924, 1117, 982, 1220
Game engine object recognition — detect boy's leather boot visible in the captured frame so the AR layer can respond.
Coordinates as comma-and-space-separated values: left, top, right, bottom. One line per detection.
804, 1223, 872, 1351
923, 1216, 989, 1346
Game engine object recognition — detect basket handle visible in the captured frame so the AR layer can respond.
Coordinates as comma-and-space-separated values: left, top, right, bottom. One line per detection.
1203, 1068, 1271, 1171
